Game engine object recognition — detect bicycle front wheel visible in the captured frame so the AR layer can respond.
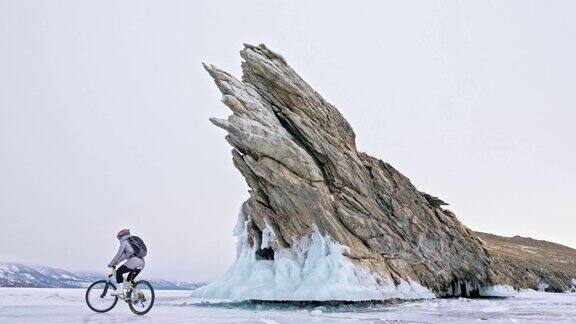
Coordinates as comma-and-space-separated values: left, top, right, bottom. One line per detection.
85, 280, 118, 313
127, 280, 155, 315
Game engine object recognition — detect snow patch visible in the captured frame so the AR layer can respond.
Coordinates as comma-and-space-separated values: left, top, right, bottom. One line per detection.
192, 207, 435, 301
260, 319, 280, 324
520, 288, 537, 293
310, 309, 323, 316
479, 285, 517, 297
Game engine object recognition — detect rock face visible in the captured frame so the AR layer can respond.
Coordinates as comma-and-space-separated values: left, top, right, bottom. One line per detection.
477, 232, 576, 292
205, 44, 551, 296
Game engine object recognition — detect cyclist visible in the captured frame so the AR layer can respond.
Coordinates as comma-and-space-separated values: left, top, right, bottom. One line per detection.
108, 229, 145, 296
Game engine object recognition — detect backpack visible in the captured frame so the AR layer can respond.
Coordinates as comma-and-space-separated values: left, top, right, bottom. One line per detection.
128, 236, 147, 258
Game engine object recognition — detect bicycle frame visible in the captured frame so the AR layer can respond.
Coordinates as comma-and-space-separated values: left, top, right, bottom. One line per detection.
101, 268, 144, 301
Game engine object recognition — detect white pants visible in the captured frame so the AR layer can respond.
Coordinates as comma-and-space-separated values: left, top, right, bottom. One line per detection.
125, 256, 145, 270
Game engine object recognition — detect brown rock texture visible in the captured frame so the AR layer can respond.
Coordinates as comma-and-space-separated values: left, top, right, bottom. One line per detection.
477, 232, 576, 292
204, 44, 574, 295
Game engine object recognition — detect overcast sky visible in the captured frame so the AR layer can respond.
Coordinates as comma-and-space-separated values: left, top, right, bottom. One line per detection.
1, 0, 575, 282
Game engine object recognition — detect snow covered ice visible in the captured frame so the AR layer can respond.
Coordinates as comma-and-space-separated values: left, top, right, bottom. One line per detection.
3, 211, 572, 323
2, 288, 576, 323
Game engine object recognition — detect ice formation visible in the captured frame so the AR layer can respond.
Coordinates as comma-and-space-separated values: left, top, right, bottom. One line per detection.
448, 280, 517, 298
538, 281, 550, 292
260, 219, 276, 250
193, 208, 435, 301
479, 284, 518, 297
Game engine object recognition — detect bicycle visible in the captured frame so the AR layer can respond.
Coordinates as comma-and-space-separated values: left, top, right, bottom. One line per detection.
85, 267, 155, 315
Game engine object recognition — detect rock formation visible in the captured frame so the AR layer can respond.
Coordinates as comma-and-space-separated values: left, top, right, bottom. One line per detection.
204, 44, 573, 296
476, 232, 576, 292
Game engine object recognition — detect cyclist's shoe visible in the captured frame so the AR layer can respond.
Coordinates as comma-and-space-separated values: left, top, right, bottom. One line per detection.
111, 282, 125, 297
111, 290, 125, 297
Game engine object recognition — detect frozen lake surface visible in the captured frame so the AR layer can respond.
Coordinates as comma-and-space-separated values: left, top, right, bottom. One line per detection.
1, 288, 575, 323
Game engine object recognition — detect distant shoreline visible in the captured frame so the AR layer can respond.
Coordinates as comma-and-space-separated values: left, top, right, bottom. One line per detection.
0, 262, 205, 291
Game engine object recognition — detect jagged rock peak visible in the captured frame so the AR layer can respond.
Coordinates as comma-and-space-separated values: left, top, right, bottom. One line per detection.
206, 43, 501, 296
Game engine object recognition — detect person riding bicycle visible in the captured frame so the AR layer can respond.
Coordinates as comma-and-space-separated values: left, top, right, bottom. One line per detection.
108, 229, 145, 296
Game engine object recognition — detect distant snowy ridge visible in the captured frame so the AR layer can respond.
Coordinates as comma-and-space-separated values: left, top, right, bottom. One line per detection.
0, 263, 204, 290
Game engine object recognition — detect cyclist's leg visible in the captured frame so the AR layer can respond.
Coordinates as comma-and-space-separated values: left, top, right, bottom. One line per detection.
112, 264, 132, 295
127, 269, 142, 284
116, 264, 131, 284
125, 257, 144, 285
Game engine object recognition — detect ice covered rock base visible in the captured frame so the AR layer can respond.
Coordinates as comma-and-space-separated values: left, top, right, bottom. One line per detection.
193, 208, 435, 301
193, 208, 514, 301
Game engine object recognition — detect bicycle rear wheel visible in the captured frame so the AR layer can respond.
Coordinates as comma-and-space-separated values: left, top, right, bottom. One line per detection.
127, 280, 155, 315
85, 280, 118, 313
